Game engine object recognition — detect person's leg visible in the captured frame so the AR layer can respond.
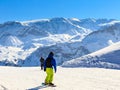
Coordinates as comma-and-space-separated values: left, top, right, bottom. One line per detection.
45, 68, 54, 84
45, 68, 51, 84
41, 64, 43, 70
41, 64, 44, 70
49, 68, 54, 84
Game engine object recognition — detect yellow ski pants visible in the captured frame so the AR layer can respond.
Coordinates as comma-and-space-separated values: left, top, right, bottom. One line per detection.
45, 68, 54, 83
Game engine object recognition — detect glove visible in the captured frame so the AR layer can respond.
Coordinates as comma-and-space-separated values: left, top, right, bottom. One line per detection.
55, 69, 56, 73
44, 68, 46, 72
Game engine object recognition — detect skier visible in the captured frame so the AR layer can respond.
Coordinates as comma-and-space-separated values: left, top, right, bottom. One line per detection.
44, 52, 57, 86
40, 57, 44, 70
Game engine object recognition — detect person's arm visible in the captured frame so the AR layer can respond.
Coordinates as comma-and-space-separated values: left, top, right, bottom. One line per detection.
52, 59, 57, 73
44, 60, 46, 71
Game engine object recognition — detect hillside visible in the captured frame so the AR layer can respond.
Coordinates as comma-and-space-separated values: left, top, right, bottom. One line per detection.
62, 42, 120, 69
82, 22, 120, 52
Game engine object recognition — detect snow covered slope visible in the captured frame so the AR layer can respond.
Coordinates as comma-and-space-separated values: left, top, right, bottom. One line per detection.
62, 42, 120, 69
22, 41, 90, 66
0, 46, 37, 66
69, 18, 116, 31
0, 35, 23, 46
82, 22, 120, 52
0, 66, 120, 90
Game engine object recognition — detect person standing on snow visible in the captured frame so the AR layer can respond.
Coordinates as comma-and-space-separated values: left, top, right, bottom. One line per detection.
40, 57, 44, 70
44, 52, 57, 86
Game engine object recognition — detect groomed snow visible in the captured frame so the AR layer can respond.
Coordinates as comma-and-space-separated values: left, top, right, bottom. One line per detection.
0, 66, 120, 90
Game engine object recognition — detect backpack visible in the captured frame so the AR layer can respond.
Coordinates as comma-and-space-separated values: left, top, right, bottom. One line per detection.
46, 58, 52, 68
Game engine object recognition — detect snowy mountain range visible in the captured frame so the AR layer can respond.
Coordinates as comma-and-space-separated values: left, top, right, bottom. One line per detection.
0, 17, 120, 69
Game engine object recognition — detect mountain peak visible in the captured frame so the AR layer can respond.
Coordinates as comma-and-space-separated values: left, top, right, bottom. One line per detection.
0, 21, 22, 27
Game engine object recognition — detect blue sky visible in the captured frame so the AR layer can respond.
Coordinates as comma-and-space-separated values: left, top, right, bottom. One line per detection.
0, 0, 120, 23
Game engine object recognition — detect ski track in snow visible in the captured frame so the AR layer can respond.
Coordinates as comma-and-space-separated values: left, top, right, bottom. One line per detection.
0, 66, 120, 90
0, 84, 8, 90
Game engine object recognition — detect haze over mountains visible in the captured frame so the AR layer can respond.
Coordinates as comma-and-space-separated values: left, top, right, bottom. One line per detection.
0, 17, 120, 69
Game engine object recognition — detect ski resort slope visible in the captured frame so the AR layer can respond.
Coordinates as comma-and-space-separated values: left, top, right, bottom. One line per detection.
0, 66, 120, 90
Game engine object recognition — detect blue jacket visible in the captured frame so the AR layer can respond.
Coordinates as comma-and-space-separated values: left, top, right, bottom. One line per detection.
44, 54, 57, 72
